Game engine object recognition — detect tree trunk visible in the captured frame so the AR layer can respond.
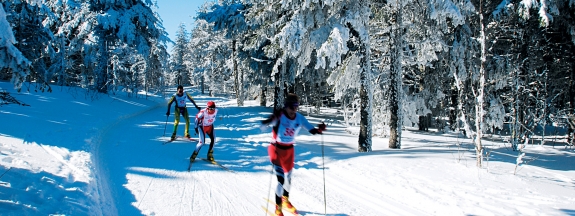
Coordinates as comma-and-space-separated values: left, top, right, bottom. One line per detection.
96, 31, 110, 94
274, 62, 286, 110
449, 88, 457, 131
569, 47, 575, 145
201, 74, 205, 94
389, 4, 403, 149
260, 87, 267, 106
474, 2, 487, 168
358, 46, 373, 152
354, 1, 373, 152
233, 39, 244, 106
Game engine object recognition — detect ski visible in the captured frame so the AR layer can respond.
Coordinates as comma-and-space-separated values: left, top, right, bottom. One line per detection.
199, 158, 234, 173
163, 136, 196, 145
187, 157, 233, 172
261, 204, 300, 216
261, 205, 276, 216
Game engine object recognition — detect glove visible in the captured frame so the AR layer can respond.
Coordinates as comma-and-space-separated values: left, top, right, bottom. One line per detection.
195, 128, 199, 134
309, 128, 322, 135
318, 123, 326, 131
166, 111, 170, 116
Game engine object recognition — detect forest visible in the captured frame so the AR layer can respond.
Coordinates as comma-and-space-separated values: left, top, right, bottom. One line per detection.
1, 0, 574, 167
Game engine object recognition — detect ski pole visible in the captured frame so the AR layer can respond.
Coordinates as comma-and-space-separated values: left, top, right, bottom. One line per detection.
163, 115, 168, 136
265, 163, 274, 216
321, 133, 327, 215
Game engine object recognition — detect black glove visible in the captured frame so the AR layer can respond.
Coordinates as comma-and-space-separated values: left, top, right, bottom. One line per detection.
195, 128, 199, 134
318, 123, 326, 131
166, 111, 170, 116
309, 128, 322, 135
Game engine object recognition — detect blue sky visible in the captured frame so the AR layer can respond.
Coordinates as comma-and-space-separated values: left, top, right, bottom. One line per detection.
155, 0, 207, 51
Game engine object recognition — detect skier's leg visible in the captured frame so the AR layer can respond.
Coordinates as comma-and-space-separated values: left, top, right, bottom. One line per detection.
281, 147, 295, 197
268, 144, 283, 206
269, 144, 294, 206
207, 126, 215, 151
172, 109, 181, 139
279, 147, 297, 214
190, 127, 205, 162
194, 126, 206, 153
272, 163, 285, 206
183, 108, 190, 137
206, 126, 215, 161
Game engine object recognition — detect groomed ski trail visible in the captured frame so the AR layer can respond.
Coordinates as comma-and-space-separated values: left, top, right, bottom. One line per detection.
97, 97, 271, 215
96, 94, 426, 215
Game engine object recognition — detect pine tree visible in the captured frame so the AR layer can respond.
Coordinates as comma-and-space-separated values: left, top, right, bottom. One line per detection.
197, 1, 249, 106
0, 3, 31, 91
91, 0, 166, 93
171, 23, 190, 86
2, 1, 54, 92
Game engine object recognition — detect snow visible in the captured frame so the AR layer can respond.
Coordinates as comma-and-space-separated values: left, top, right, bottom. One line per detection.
1, 81, 575, 216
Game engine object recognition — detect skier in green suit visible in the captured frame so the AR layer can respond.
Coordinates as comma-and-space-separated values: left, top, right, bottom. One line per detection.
166, 85, 201, 140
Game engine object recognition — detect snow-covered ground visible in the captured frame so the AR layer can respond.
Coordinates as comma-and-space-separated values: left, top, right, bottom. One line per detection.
1, 81, 574, 216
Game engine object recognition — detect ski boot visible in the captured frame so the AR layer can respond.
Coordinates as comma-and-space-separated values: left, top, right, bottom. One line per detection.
189, 151, 198, 163
282, 196, 298, 215
274, 204, 284, 216
170, 133, 177, 141
184, 133, 191, 139
207, 150, 214, 161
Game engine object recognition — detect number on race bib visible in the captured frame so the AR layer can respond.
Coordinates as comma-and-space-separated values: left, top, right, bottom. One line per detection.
284, 128, 295, 137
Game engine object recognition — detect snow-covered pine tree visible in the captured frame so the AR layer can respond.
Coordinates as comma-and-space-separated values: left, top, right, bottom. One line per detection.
546, 1, 575, 145
448, 0, 483, 166
249, 0, 373, 151
188, 2, 235, 97
91, 0, 165, 93
146, 1, 170, 97
404, 0, 465, 134
44, 0, 98, 89
187, 17, 212, 94
241, 0, 287, 109
2, 0, 54, 92
196, 1, 249, 106
171, 23, 190, 86
505, 0, 575, 149
276, 0, 374, 149
369, 0, 469, 148
0, 3, 31, 91
369, 0, 390, 138
146, 38, 169, 97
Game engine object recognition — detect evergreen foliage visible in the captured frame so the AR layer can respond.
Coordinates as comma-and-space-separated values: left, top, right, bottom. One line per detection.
1, 0, 574, 158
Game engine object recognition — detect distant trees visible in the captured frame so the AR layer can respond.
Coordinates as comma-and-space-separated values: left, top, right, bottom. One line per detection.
171, 23, 190, 86
3, 0, 574, 163
184, 0, 574, 164
0, 0, 169, 95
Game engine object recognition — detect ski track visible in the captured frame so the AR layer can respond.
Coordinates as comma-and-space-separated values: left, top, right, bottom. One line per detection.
293, 165, 424, 216
101, 98, 278, 215
100, 95, 443, 215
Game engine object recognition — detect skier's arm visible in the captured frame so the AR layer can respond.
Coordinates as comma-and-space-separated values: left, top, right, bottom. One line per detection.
300, 114, 315, 131
261, 109, 282, 125
300, 114, 326, 135
194, 111, 203, 134
166, 96, 175, 115
186, 93, 201, 111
